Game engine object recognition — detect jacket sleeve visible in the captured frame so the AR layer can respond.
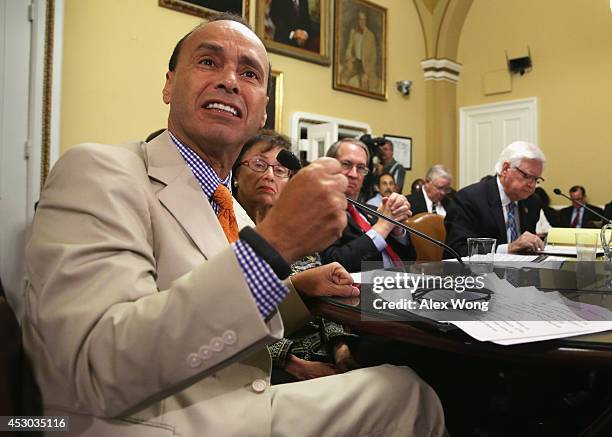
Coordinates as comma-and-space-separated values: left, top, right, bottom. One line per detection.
320, 233, 381, 273
24, 144, 282, 418
444, 191, 482, 258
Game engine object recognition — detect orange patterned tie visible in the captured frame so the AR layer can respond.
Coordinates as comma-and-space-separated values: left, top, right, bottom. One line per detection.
213, 184, 239, 243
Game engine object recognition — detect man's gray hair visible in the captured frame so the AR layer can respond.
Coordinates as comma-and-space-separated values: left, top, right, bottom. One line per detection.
425, 164, 453, 183
494, 141, 546, 174
326, 138, 370, 161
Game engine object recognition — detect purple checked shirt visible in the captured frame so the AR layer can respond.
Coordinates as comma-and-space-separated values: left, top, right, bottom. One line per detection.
169, 131, 288, 318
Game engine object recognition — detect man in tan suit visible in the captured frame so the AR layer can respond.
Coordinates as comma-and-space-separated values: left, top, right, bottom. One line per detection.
341, 10, 379, 92
23, 13, 445, 437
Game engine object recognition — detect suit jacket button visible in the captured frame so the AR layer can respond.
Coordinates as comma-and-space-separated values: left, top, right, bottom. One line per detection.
251, 379, 267, 393
199, 345, 213, 360
210, 337, 224, 352
222, 330, 237, 345
187, 353, 202, 368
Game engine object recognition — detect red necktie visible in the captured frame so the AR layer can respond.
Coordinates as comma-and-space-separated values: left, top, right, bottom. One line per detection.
213, 185, 239, 243
347, 204, 402, 266
571, 207, 580, 228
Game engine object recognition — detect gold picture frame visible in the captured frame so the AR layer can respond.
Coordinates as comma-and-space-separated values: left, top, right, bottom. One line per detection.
159, 0, 250, 20
333, 0, 387, 100
256, 0, 331, 65
264, 70, 284, 131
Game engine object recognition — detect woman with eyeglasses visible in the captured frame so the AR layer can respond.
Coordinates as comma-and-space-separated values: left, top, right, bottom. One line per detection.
233, 130, 294, 223
232, 130, 360, 383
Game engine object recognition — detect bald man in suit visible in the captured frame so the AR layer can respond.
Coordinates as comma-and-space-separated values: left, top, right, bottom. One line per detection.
23, 14, 445, 437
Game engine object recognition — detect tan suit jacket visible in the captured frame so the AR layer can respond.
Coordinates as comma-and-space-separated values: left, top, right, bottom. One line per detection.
344, 27, 378, 91
23, 131, 306, 436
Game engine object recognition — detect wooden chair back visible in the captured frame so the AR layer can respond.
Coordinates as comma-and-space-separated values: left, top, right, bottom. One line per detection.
405, 212, 446, 261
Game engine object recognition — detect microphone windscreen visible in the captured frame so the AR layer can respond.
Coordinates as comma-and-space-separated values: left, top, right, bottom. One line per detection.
277, 149, 302, 171
553, 188, 562, 195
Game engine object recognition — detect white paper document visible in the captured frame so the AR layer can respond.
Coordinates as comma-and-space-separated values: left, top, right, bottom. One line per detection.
365, 270, 612, 345
541, 244, 604, 257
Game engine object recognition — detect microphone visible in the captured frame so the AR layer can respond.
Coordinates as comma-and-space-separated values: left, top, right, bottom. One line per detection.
344, 198, 466, 268
276, 150, 466, 268
277, 149, 302, 171
553, 188, 611, 224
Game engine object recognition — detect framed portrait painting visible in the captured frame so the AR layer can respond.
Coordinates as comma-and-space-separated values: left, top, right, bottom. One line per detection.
333, 0, 387, 100
256, 0, 331, 65
159, 0, 250, 19
264, 70, 284, 131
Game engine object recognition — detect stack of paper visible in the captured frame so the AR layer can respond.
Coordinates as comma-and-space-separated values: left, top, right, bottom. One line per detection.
448, 274, 612, 344
452, 320, 612, 345
357, 270, 612, 345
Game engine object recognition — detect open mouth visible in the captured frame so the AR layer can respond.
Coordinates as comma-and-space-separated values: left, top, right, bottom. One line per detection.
203, 101, 241, 117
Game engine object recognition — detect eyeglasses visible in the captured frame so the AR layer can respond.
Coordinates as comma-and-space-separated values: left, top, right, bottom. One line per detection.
339, 160, 369, 175
512, 166, 544, 185
240, 157, 291, 178
428, 181, 452, 194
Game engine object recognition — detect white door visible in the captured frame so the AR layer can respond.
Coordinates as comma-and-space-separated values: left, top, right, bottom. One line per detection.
0, 0, 33, 319
459, 97, 538, 188
306, 122, 338, 160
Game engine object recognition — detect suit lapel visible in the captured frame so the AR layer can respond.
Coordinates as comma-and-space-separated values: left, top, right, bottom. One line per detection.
486, 177, 507, 243
518, 200, 529, 232
144, 131, 229, 259
417, 190, 427, 213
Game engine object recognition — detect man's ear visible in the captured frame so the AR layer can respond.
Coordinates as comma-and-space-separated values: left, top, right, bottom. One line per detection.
259, 96, 269, 128
162, 71, 174, 104
500, 161, 511, 175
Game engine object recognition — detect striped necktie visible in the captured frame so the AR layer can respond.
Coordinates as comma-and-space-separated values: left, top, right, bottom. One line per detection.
507, 201, 519, 242
571, 208, 580, 228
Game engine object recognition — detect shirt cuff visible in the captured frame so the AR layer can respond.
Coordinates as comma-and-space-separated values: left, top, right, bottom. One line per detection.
233, 240, 289, 318
366, 228, 387, 251
391, 229, 409, 245
496, 243, 509, 254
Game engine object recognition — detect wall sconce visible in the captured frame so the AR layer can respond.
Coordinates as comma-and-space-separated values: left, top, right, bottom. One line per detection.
396, 80, 412, 96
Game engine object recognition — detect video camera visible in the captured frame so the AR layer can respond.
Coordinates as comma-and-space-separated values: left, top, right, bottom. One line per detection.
358, 134, 389, 201
359, 134, 389, 161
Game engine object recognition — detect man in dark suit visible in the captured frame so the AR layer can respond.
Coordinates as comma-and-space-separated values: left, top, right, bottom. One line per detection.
605, 201, 612, 220
269, 0, 312, 48
559, 185, 605, 228
445, 141, 546, 257
321, 139, 413, 272
406, 164, 453, 217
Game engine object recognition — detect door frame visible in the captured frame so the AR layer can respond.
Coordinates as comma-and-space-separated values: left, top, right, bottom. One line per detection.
0, 0, 63, 319
459, 97, 538, 188
23, 0, 63, 219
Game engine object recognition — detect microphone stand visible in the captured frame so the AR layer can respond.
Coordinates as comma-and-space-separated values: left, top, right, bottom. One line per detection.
553, 188, 611, 225
347, 198, 466, 268
276, 149, 466, 268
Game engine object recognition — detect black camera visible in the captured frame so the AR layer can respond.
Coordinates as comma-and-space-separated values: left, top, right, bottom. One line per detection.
359, 134, 388, 160
358, 134, 388, 201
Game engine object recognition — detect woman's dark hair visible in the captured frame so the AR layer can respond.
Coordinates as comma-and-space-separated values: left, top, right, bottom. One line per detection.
232, 129, 292, 193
